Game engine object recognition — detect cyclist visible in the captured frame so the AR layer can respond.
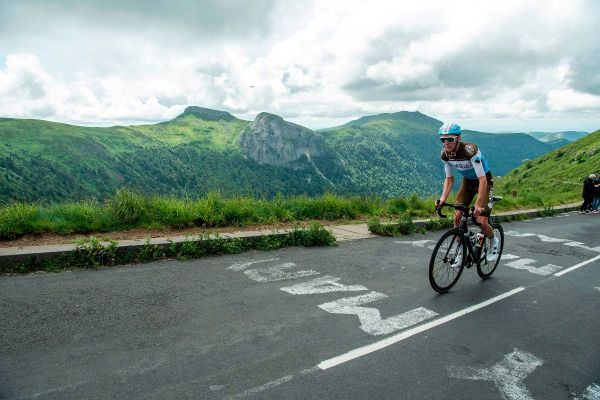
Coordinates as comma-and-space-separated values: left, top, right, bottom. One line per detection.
435, 122, 499, 265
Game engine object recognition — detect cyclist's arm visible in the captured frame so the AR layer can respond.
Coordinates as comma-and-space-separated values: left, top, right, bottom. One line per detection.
475, 176, 488, 209
440, 161, 454, 203
470, 150, 488, 209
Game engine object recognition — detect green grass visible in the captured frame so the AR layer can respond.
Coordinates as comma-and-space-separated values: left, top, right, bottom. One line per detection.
495, 128, 600, 204
2, 222, 337, 274
0, 186, 582, 240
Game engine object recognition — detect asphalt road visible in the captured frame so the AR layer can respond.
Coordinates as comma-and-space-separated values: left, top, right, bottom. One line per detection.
1, 211, 599, 400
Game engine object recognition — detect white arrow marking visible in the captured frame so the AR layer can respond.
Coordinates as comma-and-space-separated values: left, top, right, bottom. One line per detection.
243, 263, 319, 282
318, 291, 437, 336
502, 254, 521, 260
449, 348, 543, 400
280, 276, 368, 295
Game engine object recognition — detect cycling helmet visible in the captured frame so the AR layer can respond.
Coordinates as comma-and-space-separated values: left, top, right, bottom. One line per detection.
438, 122, 462, 135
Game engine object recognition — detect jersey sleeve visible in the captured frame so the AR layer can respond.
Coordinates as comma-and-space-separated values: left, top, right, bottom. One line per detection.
469, 149, 487, 178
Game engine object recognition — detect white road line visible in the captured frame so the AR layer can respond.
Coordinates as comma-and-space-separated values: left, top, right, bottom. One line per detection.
223, 366, 320, 400
554, 254, 600, 277
317, 287, 526, 370
223, 375, 295, 399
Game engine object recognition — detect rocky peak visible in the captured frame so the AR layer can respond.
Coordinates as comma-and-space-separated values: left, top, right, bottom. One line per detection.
240, 112, 325, 165
180, 106, 236, 121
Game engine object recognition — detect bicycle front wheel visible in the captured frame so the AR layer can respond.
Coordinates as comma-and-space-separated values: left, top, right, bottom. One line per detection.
477, 223, 504, 279
429, 228, 467, 293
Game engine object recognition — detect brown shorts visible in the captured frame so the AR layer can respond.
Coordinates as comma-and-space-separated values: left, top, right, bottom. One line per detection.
455, 175, 494, 217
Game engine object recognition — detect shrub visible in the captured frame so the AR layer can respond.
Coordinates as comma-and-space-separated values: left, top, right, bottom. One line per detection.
108, 188, 146, 225
0, 203, 38, 239
368, 214, 415, 236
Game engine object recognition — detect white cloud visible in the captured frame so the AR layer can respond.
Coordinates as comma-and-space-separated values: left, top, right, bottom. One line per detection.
0, 0, 599, 131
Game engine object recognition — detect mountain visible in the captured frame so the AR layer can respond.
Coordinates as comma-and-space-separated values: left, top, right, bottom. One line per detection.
526, 131, 588, 143
319, 112, 565, 196
0, 108, 338, 203
496, 128, 600, 202
0, 107, 570, 203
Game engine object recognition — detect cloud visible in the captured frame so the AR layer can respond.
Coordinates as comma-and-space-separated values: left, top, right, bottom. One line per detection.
0, 0, 599, 131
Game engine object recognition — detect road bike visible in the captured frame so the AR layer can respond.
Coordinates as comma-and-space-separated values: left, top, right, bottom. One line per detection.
428, 199, 504, 293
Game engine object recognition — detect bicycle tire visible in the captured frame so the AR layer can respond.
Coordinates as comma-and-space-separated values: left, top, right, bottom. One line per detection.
429, 228, 467, 293
477, 223, 504, 279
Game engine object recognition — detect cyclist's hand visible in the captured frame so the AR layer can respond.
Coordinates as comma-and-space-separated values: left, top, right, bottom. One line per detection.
473, 206, 484, 217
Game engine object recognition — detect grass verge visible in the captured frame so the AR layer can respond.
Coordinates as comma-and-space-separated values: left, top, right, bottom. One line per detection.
1, 222, 336, 274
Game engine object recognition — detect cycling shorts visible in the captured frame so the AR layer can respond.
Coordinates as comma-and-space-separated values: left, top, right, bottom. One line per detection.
455, 173, 494, 217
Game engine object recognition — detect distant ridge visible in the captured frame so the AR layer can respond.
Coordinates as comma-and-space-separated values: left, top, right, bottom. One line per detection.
179, 106, 237, 121
343, 110, 442, 128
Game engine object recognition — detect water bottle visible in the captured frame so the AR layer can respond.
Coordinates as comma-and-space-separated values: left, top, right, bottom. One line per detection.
468, 230, 476, 246
475, 232, 485, 248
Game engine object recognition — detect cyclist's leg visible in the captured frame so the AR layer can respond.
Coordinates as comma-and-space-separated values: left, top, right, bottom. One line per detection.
475, 177, 494, 237
454, 179, 475, 227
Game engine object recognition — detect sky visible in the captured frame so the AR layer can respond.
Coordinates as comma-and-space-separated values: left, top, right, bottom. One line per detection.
1, 0, 599, 132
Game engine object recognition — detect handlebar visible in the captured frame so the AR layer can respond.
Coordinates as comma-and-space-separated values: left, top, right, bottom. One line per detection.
435, 202, 472, 219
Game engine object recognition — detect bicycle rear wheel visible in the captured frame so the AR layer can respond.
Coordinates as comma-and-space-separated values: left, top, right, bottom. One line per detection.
429, 228, 467, 293
477, 223, 504, 279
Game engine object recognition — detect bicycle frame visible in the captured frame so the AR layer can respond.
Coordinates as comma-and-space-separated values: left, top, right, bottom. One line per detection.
436, 202, 481, 267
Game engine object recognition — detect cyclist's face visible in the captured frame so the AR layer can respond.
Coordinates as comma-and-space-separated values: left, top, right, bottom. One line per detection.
440, 134, 460, 151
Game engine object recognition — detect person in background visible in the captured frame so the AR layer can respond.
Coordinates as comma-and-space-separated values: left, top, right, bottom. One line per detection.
591, 175, 600, 214
579, 174, 596, 214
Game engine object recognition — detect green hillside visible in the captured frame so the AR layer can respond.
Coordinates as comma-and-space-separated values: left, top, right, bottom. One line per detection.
321, 112, 564, 197
496, 129, 600, 202
0, 108, 335, 203
0, 107, 570, 204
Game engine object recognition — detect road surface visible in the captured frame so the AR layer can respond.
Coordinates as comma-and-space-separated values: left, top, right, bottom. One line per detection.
1, 211, 599, 399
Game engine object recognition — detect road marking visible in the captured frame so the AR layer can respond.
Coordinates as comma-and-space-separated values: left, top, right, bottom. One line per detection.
505, 231, 600, 252
448, 348, 543, 400
554, 254, 600, 277
395, 240, 436, 248
10, 379, 92, 400
504, 258, 562, 276
595, 287, 600, 292
223, 366, 320, 400
577, 383, 600, 400
505, 231, 568, 243
243, 262, 319, 282
228, 258, 280, 271
318, 292, 438, 336
318, 287, 525, 370
281, 275, 368, 295
223, 374, 295, 399
502, 254, 520, 260
563, 241, 600, 252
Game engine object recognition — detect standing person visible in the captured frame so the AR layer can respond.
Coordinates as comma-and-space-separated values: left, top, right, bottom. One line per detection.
592, 175, 600, 214
435, 122, 499, 264
579, 174, 595, 213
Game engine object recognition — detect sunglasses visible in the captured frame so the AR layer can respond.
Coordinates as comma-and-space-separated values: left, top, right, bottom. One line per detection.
439, 137, 456, 143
